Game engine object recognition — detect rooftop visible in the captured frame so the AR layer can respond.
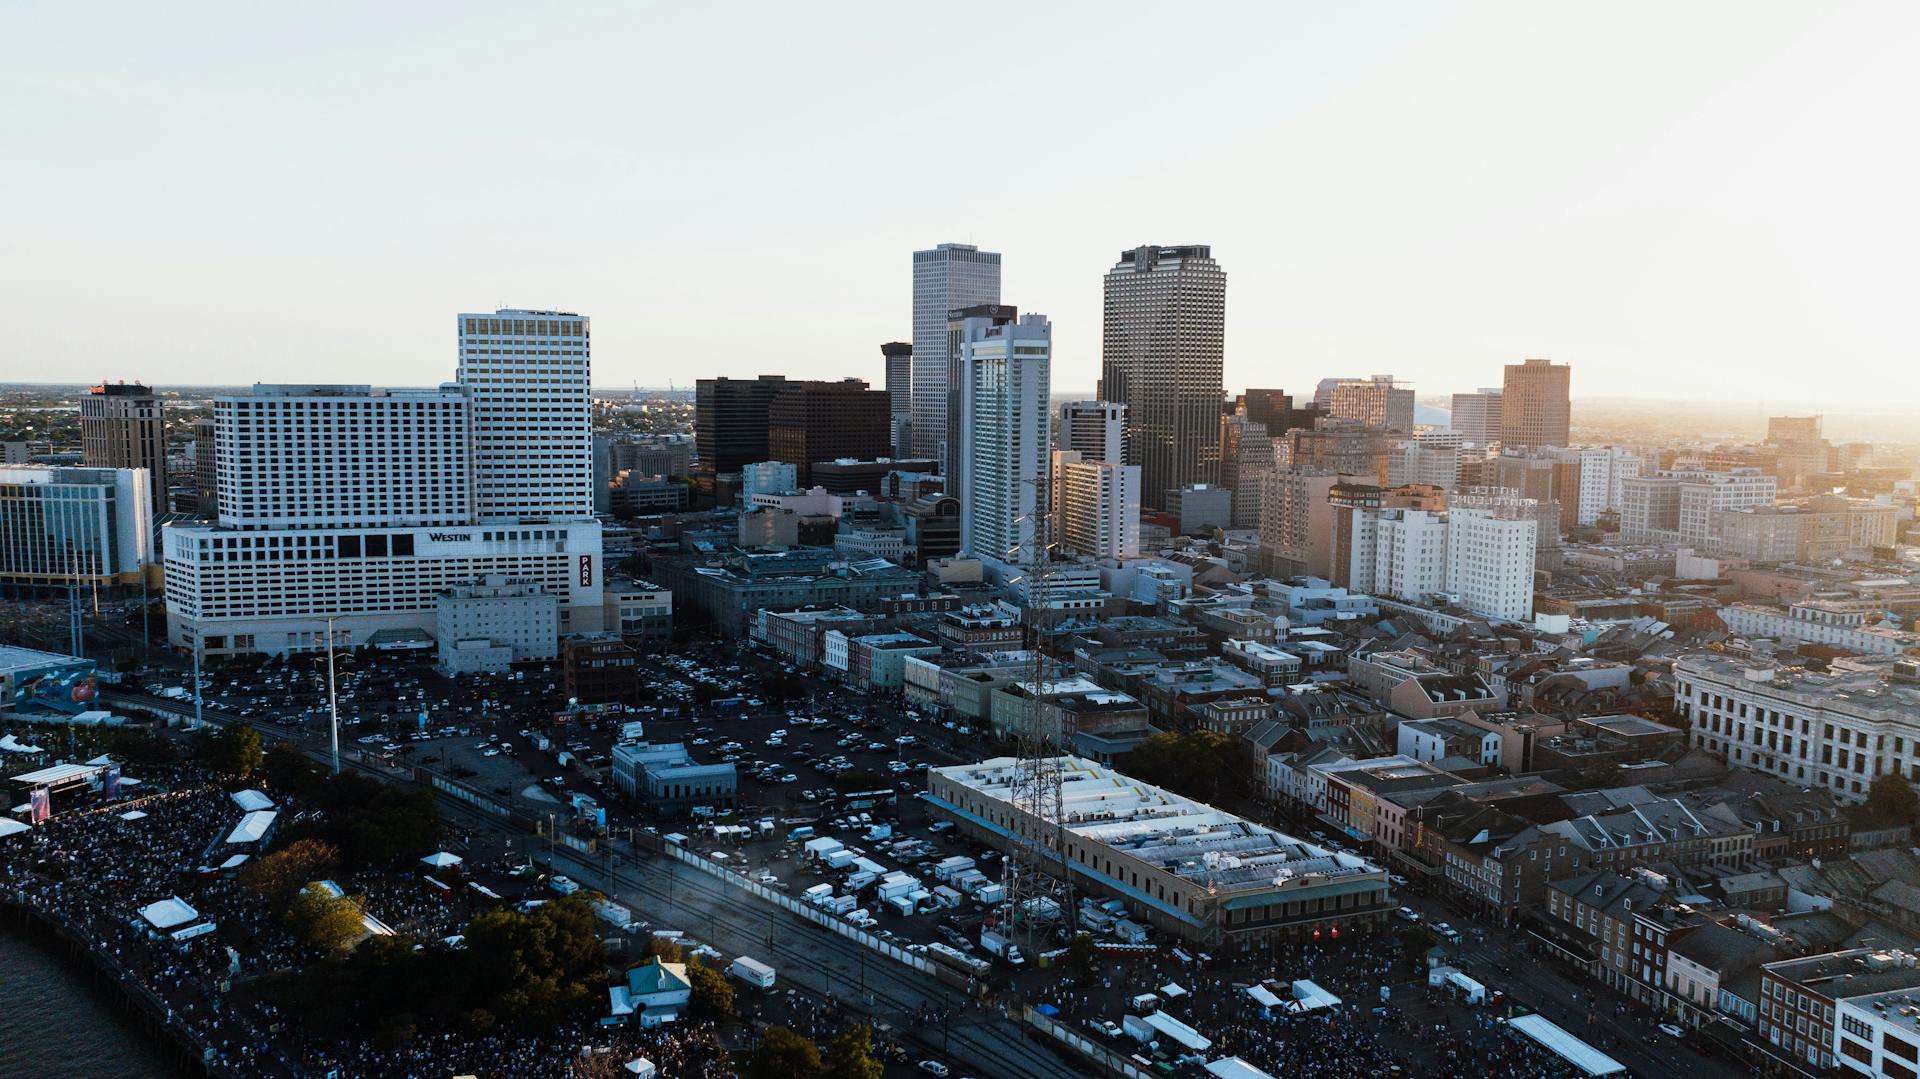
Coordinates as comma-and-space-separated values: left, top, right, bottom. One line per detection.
934, 756, 1382, 897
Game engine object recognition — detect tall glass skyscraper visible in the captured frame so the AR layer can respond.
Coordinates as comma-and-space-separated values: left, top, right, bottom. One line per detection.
1101, 245, 1226, 509
910, 243, 1000, 467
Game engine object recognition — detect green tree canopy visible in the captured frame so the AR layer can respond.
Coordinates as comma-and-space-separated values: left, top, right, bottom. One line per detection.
238, 837, 340, 911
1117, 730, 1255, 806
686, 958, 735, 1021
201, 723, 265, 777
1868, 773, 1919, 825
748, 1027, 822, 1079
286, 882, 366, 954
822, 1024, 884, 1079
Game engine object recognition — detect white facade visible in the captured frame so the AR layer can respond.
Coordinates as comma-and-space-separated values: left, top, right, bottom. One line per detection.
1624, 468, 1775, 545
1677, 654, 1920, 803
1835, 989, 1920, 1078
959, 313, 1051, 568
1449, 390, 1502, 445
1722, 602, 1919, 656
1347, 508, 1449, 604
1551, 446, 1642, 526
739, 461, 797, 504
435, 576, 559, 674
910, 243, 1001, 464
215, 385, 472, 530
1446, 508, 1537, 621
1060, 400, 1126, 462
1388, 439, 1460, 491
166, 521, 603, 656
165, 308, 605, 657
1054, 450, 1141, 561
457, 309, 593, 521
0, 466, 154, 586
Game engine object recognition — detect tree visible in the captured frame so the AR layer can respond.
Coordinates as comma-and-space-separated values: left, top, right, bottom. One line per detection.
462, 894, 605, 1025
748, 1027, 822, 1079
822, 1025, 883, 1079
262, 744, 328, 802
286, 883, 366, 954
104, 727, 178, 767
238, 837, 341, 911
686, 958, 735, 1021
643, 935, 685, 963
202, 723, 265, 777
1868, 773, 1920, 825
1117, 730, 1256, 807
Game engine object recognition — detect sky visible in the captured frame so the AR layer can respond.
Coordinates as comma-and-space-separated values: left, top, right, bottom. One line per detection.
3, 2, 1918, 408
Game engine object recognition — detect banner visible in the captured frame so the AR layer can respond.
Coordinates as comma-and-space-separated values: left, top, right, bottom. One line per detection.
29, 787, 50, 823
103, 766, 121, 801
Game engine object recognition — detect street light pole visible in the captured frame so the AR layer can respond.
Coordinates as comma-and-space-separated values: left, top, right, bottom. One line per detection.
326, 615, 341, 775
192, 631, 204, 728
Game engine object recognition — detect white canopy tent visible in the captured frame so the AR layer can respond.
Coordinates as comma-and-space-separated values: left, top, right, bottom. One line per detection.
1243, 984, 1282, 1009
624, 1059, 656, 1078
231, 789, 273, 812
1206, 1059, 1279, 1079
1288, 979, 1342, 1012
1143, 1011, 1212, 1051
420, 851, 464, 869
0, 817, 30, 839
139, 897, 199, 931
225, 810, 277, 845
1507, 1014, 1627, 1077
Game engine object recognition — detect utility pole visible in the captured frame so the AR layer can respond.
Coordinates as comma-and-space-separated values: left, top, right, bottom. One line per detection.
191, 630, 204, 728
325, 615, 341, 774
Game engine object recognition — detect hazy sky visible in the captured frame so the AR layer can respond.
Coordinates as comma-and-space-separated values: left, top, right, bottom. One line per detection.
4, 2, 1918, 406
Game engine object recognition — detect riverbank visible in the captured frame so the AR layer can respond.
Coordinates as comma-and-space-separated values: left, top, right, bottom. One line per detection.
1, 893, 211, 1078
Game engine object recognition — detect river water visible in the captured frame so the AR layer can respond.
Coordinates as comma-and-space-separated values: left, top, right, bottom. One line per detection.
0, 925, 187, 1077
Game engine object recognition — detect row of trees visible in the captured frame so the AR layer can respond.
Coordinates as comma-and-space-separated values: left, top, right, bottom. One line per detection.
1118, 729, 1260, 807
746, 1025, 884, 1079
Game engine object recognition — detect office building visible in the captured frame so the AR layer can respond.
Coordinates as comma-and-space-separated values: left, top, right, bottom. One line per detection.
958, 313, 1051, 568
1387, 436, 1461, 492
765, 378, 891, 486
1450, 389, 1503, 445
192, 416, 217, 518
809, 457, 938, 497
457, 310, 593, 520
1259, 467, 1343, 578
164, 313, 605, 657
1169, 483, 1233, 535
81, 382, 167, 516
1446, 506, 1538, 621
1327, 376, 1416, 433
882, 341, 913, 453
1766, 415, 1822, 445
1620, 468, 1776, 545
739, 461, 798, 504
1101, 245, 1226, 509
1328, 482, 1448, 594
694, 375, 787, 479
1676, 653, 1920, 803
1500, 358, 1572, 448
1219, 413, 1272, 528
1548, 446, 1641, 526
1053, 452, 1140, 561
911, 243, 1002, 462
435, 577, 560, 674
1721, 600, 1919, 656
1715, 497, 1900, 562
1060, 400, 1126, 462
0, 466, 154, 591
1236, 388, 1297, 433
1278, 420, 1390, 483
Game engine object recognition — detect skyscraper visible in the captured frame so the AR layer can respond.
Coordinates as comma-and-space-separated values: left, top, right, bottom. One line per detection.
1327, 376, 1416, 433
1059, 400, 1125, 463
766, 379, 891, 486
457, 310, 593, 521
1500, 358, 1571, 448
911, 243, 1001, 465
946, 304, 1019, 504
1101, 245, 1226, 509
1449, 389, 1503, 445
81, 382, 166, 516
881, 341, 913, 454
958, 312, 1051, 568
694, 375, 788, 478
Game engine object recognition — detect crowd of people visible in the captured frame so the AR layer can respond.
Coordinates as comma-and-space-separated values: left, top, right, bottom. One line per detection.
0, 759, 750, 1078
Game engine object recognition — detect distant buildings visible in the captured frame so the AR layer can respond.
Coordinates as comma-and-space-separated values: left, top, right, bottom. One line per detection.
1102, 245, 1226, 509
1059, 400, 1125, 462
693, 375, 788, 479
911, 242, 1001, 464
1326, 376, 1415, 434
1449, 389, 1502, 445
881, 341, 913, 454
1620, 468, 1777, 545
1500, 358, 1571, 448
765, 378, 891, 486
81, 382, 166, 516
1053, 451, 1140, 561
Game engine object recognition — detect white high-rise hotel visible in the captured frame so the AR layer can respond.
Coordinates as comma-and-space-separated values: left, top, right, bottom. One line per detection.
164, 309, 605, 656
910, 243, 1001, 466
958, 313, 1051, 569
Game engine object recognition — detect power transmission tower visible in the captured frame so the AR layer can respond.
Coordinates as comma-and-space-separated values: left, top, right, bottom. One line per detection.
1002, 473, 1079, 950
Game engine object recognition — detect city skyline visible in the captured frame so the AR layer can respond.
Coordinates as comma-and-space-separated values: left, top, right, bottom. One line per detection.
4, 5, 1918, 405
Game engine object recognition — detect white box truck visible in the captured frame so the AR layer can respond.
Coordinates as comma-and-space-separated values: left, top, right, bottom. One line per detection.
979, 927, 1026, 966
728, 956, 776, 988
